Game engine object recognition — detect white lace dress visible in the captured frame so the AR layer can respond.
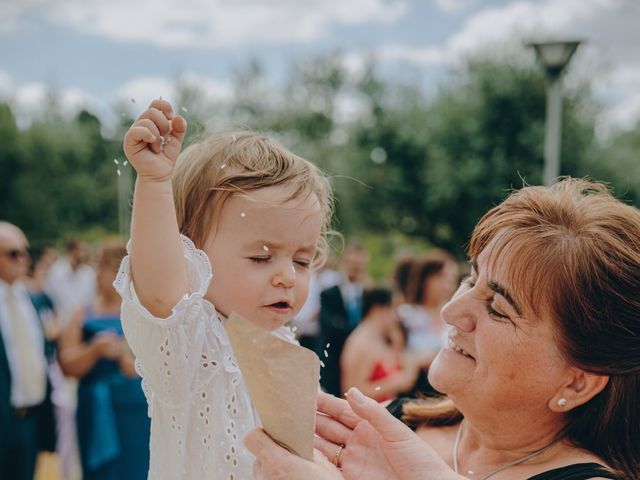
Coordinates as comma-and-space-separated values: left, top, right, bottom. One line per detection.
114, 235, 296, 480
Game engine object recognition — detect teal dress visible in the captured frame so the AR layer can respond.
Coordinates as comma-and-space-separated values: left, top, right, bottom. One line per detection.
76, 311, 150, 480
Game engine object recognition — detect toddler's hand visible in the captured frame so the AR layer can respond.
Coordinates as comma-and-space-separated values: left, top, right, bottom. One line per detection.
123, 99, 188, 182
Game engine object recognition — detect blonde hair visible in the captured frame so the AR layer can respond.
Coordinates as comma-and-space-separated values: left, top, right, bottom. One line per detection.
172, 131, 333, 268
405, 178, 640, 479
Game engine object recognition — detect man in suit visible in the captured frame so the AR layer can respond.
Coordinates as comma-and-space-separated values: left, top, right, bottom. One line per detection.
319, 242, 369, 396
0, 221, 55, 480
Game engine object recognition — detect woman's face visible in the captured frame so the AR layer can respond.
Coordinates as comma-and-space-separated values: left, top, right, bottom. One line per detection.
428, 240, 571, 415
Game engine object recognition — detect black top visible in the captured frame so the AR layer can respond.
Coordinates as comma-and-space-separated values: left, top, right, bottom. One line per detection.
528, 463, 621, 479
385, 398, 623, 480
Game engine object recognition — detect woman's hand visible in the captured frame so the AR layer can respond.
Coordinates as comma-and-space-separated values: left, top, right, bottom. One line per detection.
91, 332, 123, 360
244, 428, 344, 480
315, 388, 463, 480
123, 99, 187, 182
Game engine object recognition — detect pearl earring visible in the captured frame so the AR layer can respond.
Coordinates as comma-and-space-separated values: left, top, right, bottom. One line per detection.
558, 398, 567, 407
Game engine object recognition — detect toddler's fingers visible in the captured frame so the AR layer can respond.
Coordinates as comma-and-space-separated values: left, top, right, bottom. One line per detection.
134, 118, 164, 153
124, 125, 157, 150
148, 98, 174, 120
170, 115, 188, 144
137, 107, 172, 137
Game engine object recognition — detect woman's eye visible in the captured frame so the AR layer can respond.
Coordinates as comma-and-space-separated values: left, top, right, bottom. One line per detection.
461, 275, 476, 288
487, 303, 509, 320
250, 256, 270, 264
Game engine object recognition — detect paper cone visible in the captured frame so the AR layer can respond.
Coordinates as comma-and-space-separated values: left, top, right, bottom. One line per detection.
225, 312, 319, 460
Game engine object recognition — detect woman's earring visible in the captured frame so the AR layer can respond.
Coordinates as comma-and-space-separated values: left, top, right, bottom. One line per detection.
557, 398, 568, 407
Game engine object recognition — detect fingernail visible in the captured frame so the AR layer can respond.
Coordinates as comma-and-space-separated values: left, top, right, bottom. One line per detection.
350, 388, 366, 404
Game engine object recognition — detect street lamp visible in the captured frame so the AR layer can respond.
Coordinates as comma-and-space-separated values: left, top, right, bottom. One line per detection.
528, 40, 581, 186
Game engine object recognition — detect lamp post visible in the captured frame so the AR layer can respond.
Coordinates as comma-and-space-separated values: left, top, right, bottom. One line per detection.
529, 40, 581, 186
117, 163, 132, 238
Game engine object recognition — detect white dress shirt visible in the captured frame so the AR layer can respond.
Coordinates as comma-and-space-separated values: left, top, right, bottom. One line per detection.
45, 258, 96, 322
0, 280, 47, 408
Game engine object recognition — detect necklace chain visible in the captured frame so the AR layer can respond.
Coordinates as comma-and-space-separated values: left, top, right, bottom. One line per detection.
452, 420, 560, 480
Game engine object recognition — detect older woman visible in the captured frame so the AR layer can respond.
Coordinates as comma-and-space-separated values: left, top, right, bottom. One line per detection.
245, 178, 638, 480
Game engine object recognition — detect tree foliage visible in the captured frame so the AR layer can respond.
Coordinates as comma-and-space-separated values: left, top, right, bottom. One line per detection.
1, 51, 637, 265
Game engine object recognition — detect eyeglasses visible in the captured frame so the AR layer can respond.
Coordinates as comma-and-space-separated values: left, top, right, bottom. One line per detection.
2, 249, 29, 261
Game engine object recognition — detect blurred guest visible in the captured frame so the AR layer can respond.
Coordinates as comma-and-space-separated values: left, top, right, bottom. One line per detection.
45, 239, 96, 325
399, 251, 458, 356
340, 286, 421, 401
25, 247, 58, 304
292, 259, 341, 353
0, 222, 56, 480
391, 254, 416, 304
58, 239, 150, 480
319, 241, 370, 396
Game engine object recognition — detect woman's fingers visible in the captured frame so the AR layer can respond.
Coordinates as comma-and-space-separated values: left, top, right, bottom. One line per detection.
245, 428, 344, 480
317, 391, 362, 430
244, 428, 281, 462
315, 412, 352, 446
313, 433, 341, 462
345, 387, 415, 443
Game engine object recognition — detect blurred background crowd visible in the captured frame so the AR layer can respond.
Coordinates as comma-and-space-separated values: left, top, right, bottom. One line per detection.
1, 223, 464, 480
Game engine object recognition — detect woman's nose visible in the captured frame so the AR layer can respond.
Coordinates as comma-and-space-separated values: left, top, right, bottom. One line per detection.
273, 262, 296, 288
440, 289, 476, 333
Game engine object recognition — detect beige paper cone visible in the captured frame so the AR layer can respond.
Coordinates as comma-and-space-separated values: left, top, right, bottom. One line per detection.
225, 312, 319, 460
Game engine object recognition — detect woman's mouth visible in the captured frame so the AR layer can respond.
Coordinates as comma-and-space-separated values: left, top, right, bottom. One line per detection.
448, 338, 474, 359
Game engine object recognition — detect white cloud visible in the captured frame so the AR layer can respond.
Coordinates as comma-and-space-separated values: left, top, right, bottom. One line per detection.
114, 73, 232, 112
434, 0, 479, 13
1, 0, 408, 48
357, 0, 640, 131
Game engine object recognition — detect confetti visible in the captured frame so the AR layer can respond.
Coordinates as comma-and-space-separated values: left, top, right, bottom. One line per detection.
262, 245, 269, 251
374, 386, 381, 392
116, 169, 122, 176
319, 360, 325, 368
291, 326, 298, 333
220, 163, 226, 169
325, 343, 331, 349
123, 161, 128, 167
181, 106, 188, 113
323, 350, 328, 358
113, 158, 120, 165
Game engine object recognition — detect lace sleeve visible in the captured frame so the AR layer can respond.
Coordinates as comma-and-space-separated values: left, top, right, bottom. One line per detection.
114, 235, 214, 408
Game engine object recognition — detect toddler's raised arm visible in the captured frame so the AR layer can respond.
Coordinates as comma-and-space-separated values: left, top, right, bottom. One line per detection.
123, 99, 189, 317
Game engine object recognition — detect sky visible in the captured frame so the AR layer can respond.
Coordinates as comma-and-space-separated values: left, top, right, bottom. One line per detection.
1, 0, 639, 135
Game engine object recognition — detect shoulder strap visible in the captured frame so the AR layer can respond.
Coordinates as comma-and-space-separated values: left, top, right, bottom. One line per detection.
528, 463, 621, 480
